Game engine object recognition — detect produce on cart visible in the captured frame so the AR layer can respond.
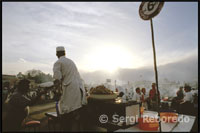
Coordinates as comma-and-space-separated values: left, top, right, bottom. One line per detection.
89, 85, 117, 100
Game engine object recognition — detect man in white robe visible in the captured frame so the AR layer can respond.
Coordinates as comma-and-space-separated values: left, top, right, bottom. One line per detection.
53, 46, 87, 131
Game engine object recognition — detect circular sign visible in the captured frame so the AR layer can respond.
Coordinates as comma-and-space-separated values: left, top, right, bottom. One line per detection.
139, 2, 164, 20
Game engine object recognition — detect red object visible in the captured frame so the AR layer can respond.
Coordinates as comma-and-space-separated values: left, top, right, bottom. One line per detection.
138, 117, 159, 131
149, 89, 160, 100
25, 121, 41, 127
163, 97, 168, 101
160, 112, 178, 123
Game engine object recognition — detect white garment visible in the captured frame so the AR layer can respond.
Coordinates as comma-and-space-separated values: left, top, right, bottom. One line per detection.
53, 56, 86, 114
184, 91, 193, 103
133, 93, 141, 102
79, 79, 88, 105
141, 93, 148, 110
142, 93, 148, 99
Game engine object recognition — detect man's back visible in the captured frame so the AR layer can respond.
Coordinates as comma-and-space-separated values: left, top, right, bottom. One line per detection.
53, 56, 82, 114
54, 56, 80, 85
177, 90, 184, 100
184, 91, 193, 103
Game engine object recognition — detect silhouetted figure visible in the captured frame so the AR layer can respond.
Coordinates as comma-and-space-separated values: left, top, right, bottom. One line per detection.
3, 79, 46, 132
118, 91, 124, 97
149, 83, 160, 111
176, 86, 184, 100
171, 86, 184, 112
179, 85, 194, 115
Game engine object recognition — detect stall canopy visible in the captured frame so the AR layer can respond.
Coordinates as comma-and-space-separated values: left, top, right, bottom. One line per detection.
38, 81, 54, 88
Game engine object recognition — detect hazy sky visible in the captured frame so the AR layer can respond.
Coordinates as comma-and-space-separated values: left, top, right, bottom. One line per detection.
3, 2, 198, 75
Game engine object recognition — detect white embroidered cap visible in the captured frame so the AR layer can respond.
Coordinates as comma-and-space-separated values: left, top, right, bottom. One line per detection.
56, 46, 65, 52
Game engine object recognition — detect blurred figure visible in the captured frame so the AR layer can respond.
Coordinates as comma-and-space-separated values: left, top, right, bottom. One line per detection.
171, 86, 184, 112
149, 83, 160, 111
2, 86, 9, 104
141, 88, 149, 110
176, 86, 184, 100
85, 87, 89, 97
133, 87, 142, 102
3, 79, 46, 132
180, 85, 194, 103
123, 88, 130, 100
118, 91, 124, 98
179, 85, 194, 115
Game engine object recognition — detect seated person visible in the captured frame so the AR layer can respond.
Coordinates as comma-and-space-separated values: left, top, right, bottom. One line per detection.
3, 79, 46, 132
179, 85, 194, 115
176, 86, 184, 100
171, 86, 185, 112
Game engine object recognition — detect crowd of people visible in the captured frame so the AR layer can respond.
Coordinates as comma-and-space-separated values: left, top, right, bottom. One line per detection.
117, 83, 197, 114
171, 85, 198, 115
118, 83, 160, 111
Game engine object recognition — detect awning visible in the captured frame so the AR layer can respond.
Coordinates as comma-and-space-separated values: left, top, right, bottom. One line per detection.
38, 81, 54, 88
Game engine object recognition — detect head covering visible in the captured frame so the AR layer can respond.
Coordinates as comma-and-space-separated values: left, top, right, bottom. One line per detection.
18, 79, 30, 86
56, 46, 65, 52
152, 83, 156, 86
184, 85, 191, 91
17, 79, 30, 93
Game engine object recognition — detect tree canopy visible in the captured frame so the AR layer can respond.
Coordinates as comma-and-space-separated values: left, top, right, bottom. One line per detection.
17, 69, 53, 83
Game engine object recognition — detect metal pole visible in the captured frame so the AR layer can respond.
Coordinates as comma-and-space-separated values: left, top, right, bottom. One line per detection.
150, 18, 162, 132
115, 80, 116, 90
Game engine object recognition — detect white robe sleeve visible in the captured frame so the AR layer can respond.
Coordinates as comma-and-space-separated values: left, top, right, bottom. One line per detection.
53, 61, 62, 80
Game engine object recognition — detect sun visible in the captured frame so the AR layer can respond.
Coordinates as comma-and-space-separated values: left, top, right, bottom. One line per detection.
82, 44, 135, 73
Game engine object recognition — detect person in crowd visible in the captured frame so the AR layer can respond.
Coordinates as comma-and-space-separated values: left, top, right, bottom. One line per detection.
118, 91, 124, 98
176, 86, 184, 100
115, 88, 119, 92
180, 85, 194, 104
133, 87, 142, 103
123, 88, 131, 100
84, 87, 89, 97
3, 86, 9, 104
53, 46, 87, 131
171, 86, 185, 112
141, 88, 149, 110
3, 79, 46, 132
149, 83, 160, 111
179, 85, 194, 115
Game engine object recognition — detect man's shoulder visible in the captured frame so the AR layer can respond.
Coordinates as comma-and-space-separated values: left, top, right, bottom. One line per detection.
188, 92, 193, 96
57, 56, 74, 63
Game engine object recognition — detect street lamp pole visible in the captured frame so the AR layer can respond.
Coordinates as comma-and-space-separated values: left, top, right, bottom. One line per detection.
150, 18, 161, 132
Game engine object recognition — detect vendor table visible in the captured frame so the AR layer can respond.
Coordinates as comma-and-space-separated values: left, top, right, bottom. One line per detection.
45, 109, 196, 132
45, 112, 62, 131
115, 111, 196, 132
87, 98, 140, 131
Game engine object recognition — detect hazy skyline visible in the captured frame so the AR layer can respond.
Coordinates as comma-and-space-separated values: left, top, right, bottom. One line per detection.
3, 2, 198, 79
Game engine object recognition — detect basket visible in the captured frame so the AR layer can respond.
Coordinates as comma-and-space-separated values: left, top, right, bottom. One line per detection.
138, 117, 159, 131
